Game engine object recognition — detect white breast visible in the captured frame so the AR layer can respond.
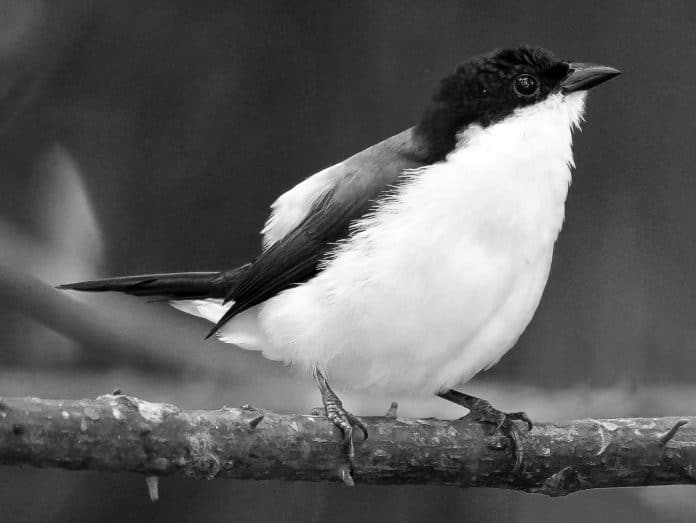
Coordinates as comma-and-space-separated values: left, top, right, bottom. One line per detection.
228, 92, 586, 396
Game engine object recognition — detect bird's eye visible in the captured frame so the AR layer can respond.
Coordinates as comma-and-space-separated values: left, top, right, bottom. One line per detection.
513, 74, 540, 97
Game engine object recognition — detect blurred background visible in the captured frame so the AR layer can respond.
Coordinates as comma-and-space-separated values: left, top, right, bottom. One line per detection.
0, 0, 694, 521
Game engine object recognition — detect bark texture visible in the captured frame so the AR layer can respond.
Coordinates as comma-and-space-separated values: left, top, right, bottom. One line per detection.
0, 393, 694, 496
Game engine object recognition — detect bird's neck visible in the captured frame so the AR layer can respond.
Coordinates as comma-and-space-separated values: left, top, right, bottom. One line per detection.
444, 92, 587, 249
453, 92, 586, 165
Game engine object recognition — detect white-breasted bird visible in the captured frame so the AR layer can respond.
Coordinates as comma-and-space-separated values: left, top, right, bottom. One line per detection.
59, 46, 620, 476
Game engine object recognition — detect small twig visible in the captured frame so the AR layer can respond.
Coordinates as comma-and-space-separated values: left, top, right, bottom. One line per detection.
659, 419, 688, 446
145, 476, 159, 502
248, 414, 264, 429
338, 464, 354, 487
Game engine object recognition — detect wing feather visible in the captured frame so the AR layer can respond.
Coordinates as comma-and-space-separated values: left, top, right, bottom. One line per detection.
207, 128, 429, 336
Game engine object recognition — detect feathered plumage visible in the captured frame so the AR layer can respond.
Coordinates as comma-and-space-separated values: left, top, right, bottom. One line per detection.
59, 46, 619, 396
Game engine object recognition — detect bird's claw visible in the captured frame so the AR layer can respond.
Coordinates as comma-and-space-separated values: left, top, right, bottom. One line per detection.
312, 364, 367, 482
326, 404, 368, 468
493, 410, 533, 433
468, 398, 532, 473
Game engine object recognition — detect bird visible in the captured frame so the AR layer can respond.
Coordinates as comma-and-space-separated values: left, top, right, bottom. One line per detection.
59, 46, 620, 478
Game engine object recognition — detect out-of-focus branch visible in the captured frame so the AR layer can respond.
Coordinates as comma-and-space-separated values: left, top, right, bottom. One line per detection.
0, 394, 694, 496
0, 262, 200, 371
0, 263, 303, 390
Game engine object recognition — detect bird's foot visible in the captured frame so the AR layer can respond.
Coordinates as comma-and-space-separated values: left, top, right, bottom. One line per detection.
438, 389, 532, 473
468, 399, 532, 473
312, 364, 368, 485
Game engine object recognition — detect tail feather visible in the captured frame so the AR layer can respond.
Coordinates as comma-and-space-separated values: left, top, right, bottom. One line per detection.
57, 264, 250, 300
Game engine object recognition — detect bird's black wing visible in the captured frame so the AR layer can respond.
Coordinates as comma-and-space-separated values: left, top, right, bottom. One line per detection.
208, 128, 429, 336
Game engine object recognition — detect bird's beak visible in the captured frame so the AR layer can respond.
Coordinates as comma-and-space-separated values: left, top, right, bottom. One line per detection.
560, 63, 621, 93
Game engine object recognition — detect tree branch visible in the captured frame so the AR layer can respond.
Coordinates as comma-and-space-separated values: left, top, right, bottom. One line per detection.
0, 393, 694, 496
0, 395, 696, 496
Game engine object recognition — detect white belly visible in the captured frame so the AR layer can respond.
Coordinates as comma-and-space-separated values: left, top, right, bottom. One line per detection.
219, 93, 582, 396
256, 196, 557, 395
259, 169, 569, 393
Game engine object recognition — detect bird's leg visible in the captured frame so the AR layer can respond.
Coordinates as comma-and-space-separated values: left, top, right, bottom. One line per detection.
437, 389, 532, 473
312, 364, 368, 480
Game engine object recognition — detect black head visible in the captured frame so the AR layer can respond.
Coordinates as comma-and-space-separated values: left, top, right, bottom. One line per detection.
415, 46, 620, 162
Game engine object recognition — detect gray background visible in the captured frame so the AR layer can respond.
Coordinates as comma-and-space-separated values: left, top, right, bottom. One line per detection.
0, 1, 695, 521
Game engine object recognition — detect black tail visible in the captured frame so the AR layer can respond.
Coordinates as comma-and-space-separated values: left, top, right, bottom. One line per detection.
57, 264, 251, 300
